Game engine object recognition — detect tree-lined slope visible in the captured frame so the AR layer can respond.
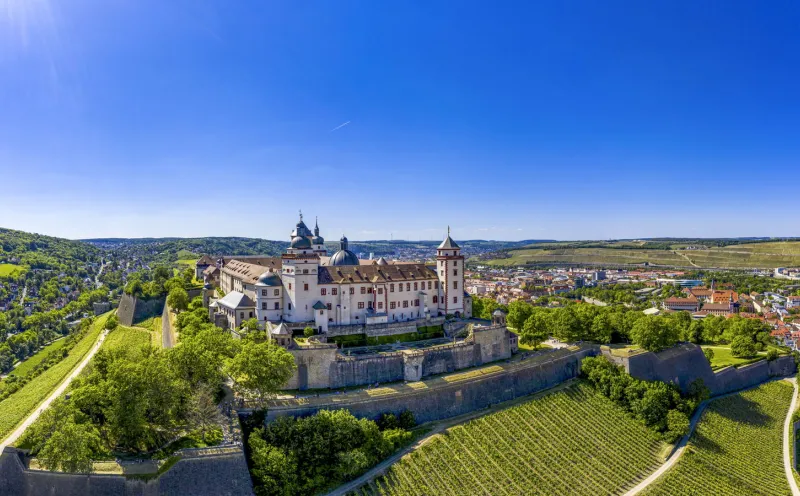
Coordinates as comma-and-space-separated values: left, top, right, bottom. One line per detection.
642, 380, 793, 496
355, 382, 666, 496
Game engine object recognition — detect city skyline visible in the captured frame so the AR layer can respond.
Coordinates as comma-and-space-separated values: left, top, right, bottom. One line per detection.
2, 1, 800, 240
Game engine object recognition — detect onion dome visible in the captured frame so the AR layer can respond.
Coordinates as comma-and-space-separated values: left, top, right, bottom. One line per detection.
330, 235, 358, 265
256, 270, 282, 286
290, 236, 312, 249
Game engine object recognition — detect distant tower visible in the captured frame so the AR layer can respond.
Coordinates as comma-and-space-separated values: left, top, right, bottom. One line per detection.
436, 226, 465, 317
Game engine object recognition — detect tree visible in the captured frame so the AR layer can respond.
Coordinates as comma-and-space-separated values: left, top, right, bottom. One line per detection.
227, 341, 296, 406
182, 267, 194, 285
506, 300, 534, 330
703, 347, 715, 364
106, 314, 119, 331
766, 349, 779, 361
665, 409, 690, 442
303, 326, 314, 339
630, 316, 680, 353
37, 417, 102, 473
167, 287, 189, 313
520, 313, 548, 349
730, 335, 757, 358
188, 386, 224, 442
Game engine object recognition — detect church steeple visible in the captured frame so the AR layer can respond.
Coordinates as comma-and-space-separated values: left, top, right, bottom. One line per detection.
314, 216, 320, 236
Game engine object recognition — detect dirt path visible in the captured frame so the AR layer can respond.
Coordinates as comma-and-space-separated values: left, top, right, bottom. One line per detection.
162, 303, 175, 348
0, 329, 110, 452
674, 250, 699, 267
783, 377, 800, 496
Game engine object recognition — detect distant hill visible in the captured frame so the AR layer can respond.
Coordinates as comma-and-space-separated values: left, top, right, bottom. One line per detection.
478, 238, 800, 269
0, 227, 101, 271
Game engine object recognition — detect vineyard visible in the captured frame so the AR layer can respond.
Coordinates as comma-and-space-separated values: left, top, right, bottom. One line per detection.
353, 382, 667, 495
643, 380, 793, 496
0, 313, 109, 441
100, 325, 152, 358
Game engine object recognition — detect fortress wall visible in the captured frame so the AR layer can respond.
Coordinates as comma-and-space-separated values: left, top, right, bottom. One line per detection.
330, 355, 405, 388
0, 447, 252, 496
285, 347, 338, 390
472, 325, 512, 363
117, 294, 165, 327
421, 342, 478, 377
611, 343, 797, 397
266, 346, 597, 425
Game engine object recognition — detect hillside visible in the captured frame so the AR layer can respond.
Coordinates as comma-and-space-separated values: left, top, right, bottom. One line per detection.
479, 239, 800, 269
355, 382, 667, 495
0, 228, 101, 272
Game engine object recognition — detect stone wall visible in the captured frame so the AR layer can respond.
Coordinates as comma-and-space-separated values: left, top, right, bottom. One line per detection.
117, 294, 166, 327
0, 447, 253, 496
604, 343, 797, 396
326, 317, 446, 338
265, 346, 597, 424
286, 325, 514, 390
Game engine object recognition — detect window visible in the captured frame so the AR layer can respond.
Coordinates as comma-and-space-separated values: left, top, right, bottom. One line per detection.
303, 269, 308, 274
406, 283, 411, 291
390, 302, 396, 309
261, 290, 267, 296
288, 283, 292, 290
414, 299, 419, 307
368, 301, 373, 309
413, 282, 418, 290
378, 288, 383, 295
440, 270, 443, 276
321, 288, 327, 296
274, 302, 279, 310
435, 281, 439, 289
304, 283, 309, 291
349, 287, 355, 295
433, 295, 438, 304
261, 303, 267, 310
358, 302, 365, 309
453, 270, 458, 276
454, 261, 458, 267
453, 281, 458, 289
332, 288, 338, 295
390, 284, 395, 292
403, 301, 409, 308
327, 303, 332, 310
453, 296, 458, 303
361, 287, 366, 294
274, 289, 279, 296
428, 281, 432, 290
367, 287, 373, 294
288, 303, 292, 310
240, 312, 244, 319
378, 302, 383, 309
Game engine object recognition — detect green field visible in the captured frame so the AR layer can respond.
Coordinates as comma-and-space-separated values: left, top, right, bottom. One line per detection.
0, 263, 23, 277
100, 325, 152, 358
0, 313, 110, 442
2, 338, 69, 382
176, 259, 197, 266
484, 242, 800, 269
356, 382, 667, 495
643, 380, 793, 496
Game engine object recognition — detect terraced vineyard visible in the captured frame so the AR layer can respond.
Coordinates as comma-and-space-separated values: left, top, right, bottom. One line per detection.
643, 380, 793, 496
100, 325, 152, 357
354, 382, 667, 495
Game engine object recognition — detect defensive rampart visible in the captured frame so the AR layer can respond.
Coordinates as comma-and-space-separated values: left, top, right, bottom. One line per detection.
603, 343, 796, 396
265, 345, 598, 424
117, 294, 166, 327
286, 324, 514, 390
0, 446, 253, 496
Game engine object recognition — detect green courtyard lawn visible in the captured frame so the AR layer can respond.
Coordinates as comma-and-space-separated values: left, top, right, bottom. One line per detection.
0, 263, 23, 277
701, 344, 789, 371
0, 313, 110, 442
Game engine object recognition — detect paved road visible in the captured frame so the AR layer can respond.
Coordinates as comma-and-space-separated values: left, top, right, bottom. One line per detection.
162, 303, 174, 348
625, 378, 797, 496
783, 377, 800, 496
0, 329, 110, 452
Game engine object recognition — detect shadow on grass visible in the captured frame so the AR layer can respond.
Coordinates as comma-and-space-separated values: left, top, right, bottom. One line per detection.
709, 395, 771, 427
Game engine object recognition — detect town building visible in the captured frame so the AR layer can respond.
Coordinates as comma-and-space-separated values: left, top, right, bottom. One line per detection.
663, 295, 700, 312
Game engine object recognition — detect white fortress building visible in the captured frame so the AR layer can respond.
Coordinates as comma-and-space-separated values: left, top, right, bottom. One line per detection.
208, 214, 471, 335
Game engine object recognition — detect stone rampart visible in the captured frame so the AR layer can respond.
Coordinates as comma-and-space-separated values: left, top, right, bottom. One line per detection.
326, 317, 446, 338
330, 354, 405, 388
265, 346, 598, 424
0, 446, 253, 496
605, 343, 797, 396
420, 341, 477, 377
117, 294, 166, 327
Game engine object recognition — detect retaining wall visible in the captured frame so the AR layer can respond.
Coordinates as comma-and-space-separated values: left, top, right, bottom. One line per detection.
605, 343, 797, 396
117, 294, 166, 327
266, 346, 598, 424
0, 447, 253, 496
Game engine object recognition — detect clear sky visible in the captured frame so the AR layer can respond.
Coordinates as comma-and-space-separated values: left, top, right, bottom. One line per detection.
1, 1, 799, 241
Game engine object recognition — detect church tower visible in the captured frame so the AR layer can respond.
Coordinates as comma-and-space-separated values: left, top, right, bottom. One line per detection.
436, 227, 465, 317
282, 212, 320, 322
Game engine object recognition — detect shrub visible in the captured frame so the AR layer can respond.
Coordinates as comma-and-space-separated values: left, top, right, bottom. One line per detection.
703, 348, 715, 364
766, 349, 779, 361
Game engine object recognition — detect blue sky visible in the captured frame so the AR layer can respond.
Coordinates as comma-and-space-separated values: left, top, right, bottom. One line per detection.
1, 1, 799, 241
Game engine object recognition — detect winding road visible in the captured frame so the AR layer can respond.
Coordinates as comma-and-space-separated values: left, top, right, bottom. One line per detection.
0, 328, 110, 452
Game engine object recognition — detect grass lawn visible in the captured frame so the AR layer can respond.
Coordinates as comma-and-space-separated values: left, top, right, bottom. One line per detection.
2, 338, 69, 381
643, 380, 792, 496
359, 382, 667, 495
176, 259, 197, 267
0, 263, 23, 277
701, 345, 767, 370
176, 249, 198, 260
0, 313, 110, 442
100, 325, 152, 358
